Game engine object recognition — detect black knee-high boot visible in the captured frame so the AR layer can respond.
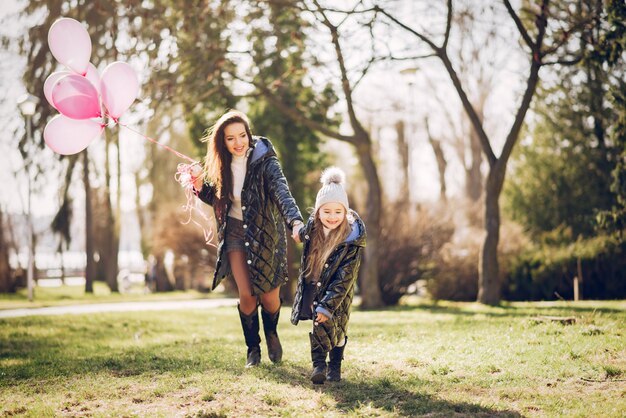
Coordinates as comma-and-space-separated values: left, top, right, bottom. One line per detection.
309, 333, 327, 384
327, 337, 347, 382
261, 305, 283, 363
238, 304, 261, 368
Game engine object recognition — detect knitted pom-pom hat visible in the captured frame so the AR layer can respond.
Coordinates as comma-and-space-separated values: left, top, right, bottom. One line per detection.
314, 167, 349, 212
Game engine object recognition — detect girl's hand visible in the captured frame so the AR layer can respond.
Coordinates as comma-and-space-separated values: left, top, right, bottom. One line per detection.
315, 312, 329, 323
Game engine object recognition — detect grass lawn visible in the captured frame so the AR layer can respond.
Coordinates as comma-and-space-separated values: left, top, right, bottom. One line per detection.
0, 282, 220, 310
1, 299, 624, 417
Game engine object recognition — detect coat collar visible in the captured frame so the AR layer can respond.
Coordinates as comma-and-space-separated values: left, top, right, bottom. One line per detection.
248, 136, 275, 165
303, 210, 366, 248
344, 210, 366, 247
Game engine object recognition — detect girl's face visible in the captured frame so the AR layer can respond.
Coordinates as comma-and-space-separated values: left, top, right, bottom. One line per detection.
223, 122, 250, 157
318, 202, 346, 230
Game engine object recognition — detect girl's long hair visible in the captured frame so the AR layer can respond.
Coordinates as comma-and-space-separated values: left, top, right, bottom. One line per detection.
201, 110, 253, 220
304, 212, 352, 282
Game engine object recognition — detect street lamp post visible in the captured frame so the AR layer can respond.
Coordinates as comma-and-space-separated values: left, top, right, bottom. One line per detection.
17, 93, 39, 302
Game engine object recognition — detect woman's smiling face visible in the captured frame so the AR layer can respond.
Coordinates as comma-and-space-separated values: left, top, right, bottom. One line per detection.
223, 122, 249, 157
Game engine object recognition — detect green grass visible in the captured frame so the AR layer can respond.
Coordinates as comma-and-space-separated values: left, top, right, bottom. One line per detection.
0, 282, 219, 310
1, 299, 624, 417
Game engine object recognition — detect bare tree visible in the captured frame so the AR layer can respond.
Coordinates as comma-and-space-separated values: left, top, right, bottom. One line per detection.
83, 150, 96, 293
0, 208, 14, 292
374, 0, 593, 304
251, 0, 385, 307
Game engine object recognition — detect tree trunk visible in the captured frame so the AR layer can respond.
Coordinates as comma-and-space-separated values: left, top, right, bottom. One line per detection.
84, 150, 95, 293
424, 118, 448, 202
466, 127, 483, 203
174, 257, 190, 290
114, 132, 122, 283
102, 130, 119, 292
395, 120, 411, 199
478, 164, 505, 305
0, 209, 14, 292
154, 255, 173, 292
356, 141, 384, 308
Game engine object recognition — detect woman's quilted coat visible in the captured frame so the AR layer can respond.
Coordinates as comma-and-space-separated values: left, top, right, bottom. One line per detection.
196, 137, 303, 295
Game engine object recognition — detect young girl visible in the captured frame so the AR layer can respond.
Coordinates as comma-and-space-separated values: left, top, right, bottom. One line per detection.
190, 110, 304, 367
291, 167, 366, 384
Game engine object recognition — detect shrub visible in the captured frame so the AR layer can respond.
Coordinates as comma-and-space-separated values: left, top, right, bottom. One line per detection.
378, 201, 454, 305
504, 232, 626, 300
152, 204, 218, 291
427, 218, 529, 301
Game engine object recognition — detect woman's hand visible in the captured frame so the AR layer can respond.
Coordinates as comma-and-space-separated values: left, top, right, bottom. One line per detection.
191, 164, 203, 191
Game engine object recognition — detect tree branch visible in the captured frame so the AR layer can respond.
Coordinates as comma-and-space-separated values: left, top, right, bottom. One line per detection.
377, 3, 496, 164
499, 1, 551, 167
439, 51, 497, 165
374, 5, 441, 53
503, 0, 535, 52
542, 56, 583, 66
256, 83, 356, 144
388, 53, 438, 61
313, 0, 366, 138
442, 0, 453, 50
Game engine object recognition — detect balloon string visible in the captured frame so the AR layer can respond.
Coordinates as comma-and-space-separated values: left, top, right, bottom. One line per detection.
116, 121, 196, 163
111, 116, 215, 247
175, 163, 216, 247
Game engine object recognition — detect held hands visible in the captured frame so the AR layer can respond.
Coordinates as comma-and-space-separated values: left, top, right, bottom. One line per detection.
291, 221, 304, 243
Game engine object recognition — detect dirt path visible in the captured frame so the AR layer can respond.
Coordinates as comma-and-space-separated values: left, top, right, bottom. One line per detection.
0, 298, 239, 318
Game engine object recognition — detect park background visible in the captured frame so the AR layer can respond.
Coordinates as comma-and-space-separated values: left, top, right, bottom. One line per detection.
0, 1, 624, 417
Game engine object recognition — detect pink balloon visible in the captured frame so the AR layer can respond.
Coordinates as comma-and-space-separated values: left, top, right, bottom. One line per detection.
51, 74, 101, 120
48, 18, 92, 75
100, 61, 139, 119
85, 63, 100, 95
43, 71, 70, 109
44, 115, 103, 155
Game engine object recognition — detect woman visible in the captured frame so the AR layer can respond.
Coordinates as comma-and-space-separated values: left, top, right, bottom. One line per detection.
190, 110, 304, 367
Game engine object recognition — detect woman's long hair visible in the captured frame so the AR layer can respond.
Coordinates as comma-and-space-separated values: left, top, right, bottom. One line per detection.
304, 212, 352, 282
201, 110, 253, 220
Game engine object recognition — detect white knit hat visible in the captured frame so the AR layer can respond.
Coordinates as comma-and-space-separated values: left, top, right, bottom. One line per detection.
315, 167, 349, 212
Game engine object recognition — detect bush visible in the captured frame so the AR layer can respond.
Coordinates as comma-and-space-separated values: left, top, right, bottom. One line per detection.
427, 218, 529, 301
378, 202, 454, 305
504, 231, 626, 300
152, 204, 218, 291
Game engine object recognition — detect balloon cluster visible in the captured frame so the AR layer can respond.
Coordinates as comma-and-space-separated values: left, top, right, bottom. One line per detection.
43, 18, 139, 155
42, 18, 214, 245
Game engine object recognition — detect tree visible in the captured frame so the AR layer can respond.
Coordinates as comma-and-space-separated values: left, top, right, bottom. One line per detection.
249, 0, 386, 308
594, 0, 626, 241
374, 0, 599, 304
0, 208, 14, 292
50, 156, 78, 285
504, 61, 621, 238
83, 150, 96, 293
245, 1, 331, 301
11, 0, 151, 292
